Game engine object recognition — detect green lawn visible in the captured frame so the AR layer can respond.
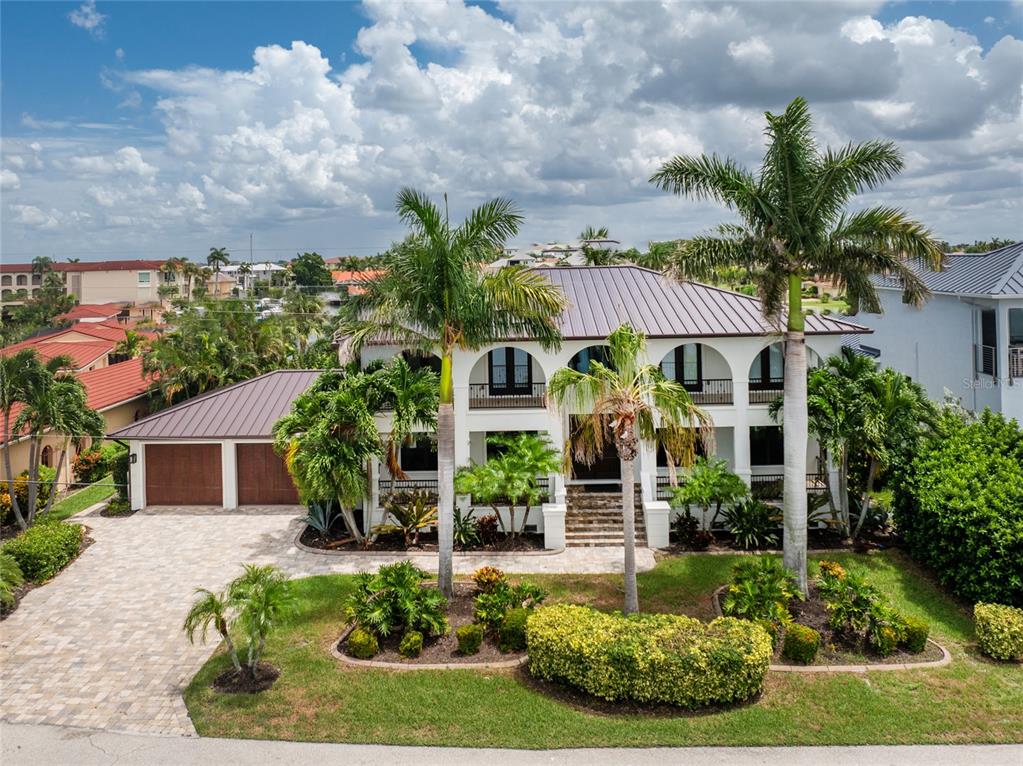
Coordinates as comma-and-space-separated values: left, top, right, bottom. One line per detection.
184, 551, 1023, 747
46, 475, 116, 522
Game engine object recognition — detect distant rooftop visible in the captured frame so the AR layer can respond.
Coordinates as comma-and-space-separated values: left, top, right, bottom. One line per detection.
1, 260, 165, 273
871, 241, 1023, 297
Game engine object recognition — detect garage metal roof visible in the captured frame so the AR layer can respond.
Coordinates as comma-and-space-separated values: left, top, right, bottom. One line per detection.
109, 369, 321, 440
532, 266, 869, 339
871, 241, 1023, 296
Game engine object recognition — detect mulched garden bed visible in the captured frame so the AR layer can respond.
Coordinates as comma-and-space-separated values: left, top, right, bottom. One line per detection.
779, 582, 945, 666
213, 663, 280, 693
667, 530, 894, 555
336, 583, 525, 666
302, 526, 544, 554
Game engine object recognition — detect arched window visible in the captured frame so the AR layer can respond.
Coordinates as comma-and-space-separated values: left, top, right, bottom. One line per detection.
1, 275, 11, 286
41, 445, 53, 468
16, 275, 27, 286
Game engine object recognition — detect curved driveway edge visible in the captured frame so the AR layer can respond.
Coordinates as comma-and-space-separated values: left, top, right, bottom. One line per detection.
4, 723, 1023, 766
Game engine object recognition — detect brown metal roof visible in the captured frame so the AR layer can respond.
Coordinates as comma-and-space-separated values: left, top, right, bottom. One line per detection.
532, 266, 869, 339
109, 369, 321, 440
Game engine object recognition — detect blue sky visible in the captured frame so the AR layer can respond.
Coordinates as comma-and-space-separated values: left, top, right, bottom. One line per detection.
1, 1, 1020, 260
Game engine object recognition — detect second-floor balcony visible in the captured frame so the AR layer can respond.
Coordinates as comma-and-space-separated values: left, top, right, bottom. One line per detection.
468, 382, 546, 409
748, 378, 785, 404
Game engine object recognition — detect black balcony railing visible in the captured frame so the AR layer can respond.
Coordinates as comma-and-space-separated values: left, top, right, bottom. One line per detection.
379, 478, 438, 497
468, 382, 546, 409
685, 378, 733, 404
748, 378, 784, 404
750, 473, 829, 500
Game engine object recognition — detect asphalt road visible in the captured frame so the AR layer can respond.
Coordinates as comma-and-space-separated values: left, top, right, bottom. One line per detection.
2, 723, 1021, 766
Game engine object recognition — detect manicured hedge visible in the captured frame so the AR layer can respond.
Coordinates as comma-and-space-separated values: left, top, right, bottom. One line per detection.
894, 410, 1023, 606
1, 521, 84, 582
974, 603, 1023, 662
526, 604, 772, 708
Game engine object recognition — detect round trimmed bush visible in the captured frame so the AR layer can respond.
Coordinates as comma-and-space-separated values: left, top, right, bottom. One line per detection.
1, 521, 83, 582
526, 604, 772, 708
498, 607, 529, 653
975, 603, 1023, 662
782, 624, 820, 664
901, 616, 930, 654
456, 623, 484, 655
347, 627, 379, 659
399, 629, 424, 658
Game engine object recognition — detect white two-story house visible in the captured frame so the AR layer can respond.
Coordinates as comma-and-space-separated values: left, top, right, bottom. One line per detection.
113, 265, 869, 548
849, 242, 1023, 423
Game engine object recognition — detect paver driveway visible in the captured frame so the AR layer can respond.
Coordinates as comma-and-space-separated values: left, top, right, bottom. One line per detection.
0, 507, 653, 736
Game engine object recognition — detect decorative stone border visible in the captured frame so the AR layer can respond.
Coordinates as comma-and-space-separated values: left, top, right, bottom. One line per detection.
329, 635, 528, 671
294, 527, 564, 557
711, 585, 952, 673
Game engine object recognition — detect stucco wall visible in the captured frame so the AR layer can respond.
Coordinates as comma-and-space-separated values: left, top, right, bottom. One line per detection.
78, 269, 159, 304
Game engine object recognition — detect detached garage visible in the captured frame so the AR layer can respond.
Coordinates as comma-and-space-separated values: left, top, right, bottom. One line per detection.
110, 370, 320, 510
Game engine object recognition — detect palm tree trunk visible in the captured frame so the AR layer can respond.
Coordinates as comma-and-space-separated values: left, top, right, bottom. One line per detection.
618, 434, 639, 614
437, 352, 455, 598
852, 457, 878, 540
3, 409, 28, 531
839, 448, 850, 538
26, 437, 39, 527
39, 440, 69, 519
783, 274, 809, 595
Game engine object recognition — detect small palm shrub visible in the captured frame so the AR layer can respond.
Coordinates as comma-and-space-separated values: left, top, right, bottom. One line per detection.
345, 560, 448, 638
782, 624, 820, 664
456, 623, 484, 655
348, 627, 379, 659
0, 552, 25, 609
399, 630, 424, 658
721, 556, 800, 627
722, 499, 779, 549
184, 564, 294, 679
974, 603, 1023, 662
453, 509, 480, 549
2, 520, 83, 582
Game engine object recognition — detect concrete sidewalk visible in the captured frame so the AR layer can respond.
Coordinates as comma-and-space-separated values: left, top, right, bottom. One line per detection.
2, 723, 1021, 766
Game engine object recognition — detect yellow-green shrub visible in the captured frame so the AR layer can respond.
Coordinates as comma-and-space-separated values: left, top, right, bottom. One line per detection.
1, 520, 83, 582
526, 604, 772, 708
974, 603, 1023, 662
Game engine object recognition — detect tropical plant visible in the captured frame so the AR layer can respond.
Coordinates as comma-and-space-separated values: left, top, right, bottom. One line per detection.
378, 489, 438, 547
273, 363, 437, 544
722, 498, 779, 550
721, 556, 800, 625
1, 349, 47, 528
671, 511, 713, 550
472, 565, 507, 592
344, 560, 448, 638
229, 564, 294, 676
0, 551, 25, 609
651, 97, 942, 592
289, 252, 333, 288
452, 508, 480, 549
113, 329, 149, 359
207, 247, 230, 274
339, 188, 566, 596
474, 580, 547, 627
302, 500, 341, 537
454, 433, 560, 538
668, 456, 747, 528
548, 324, 710, 613
184, 587, 244, 673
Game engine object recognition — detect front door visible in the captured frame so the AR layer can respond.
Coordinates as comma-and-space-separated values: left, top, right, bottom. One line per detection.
567, 416, 621, 484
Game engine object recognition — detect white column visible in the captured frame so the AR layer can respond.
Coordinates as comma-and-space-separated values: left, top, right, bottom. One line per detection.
638, 437, 656, 504
732, 380, 752, 486
221, 440, 238, 510
129, 441, 145, 511
643, 501, 671, 548
542, 503, 566, 549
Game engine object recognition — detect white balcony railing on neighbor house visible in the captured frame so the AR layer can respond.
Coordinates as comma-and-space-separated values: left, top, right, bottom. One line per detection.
975, 344, 997, 377
1010, 346, 1023, 379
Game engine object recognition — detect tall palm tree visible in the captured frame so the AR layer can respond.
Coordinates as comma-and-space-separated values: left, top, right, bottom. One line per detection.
650, 97, 942, 592
1, 350, 47, 528
579, 225, 610, 241
548, 324, 710, 613
207, 247, 230, 274
339, 188, 566, 595
31, 255, 53, 276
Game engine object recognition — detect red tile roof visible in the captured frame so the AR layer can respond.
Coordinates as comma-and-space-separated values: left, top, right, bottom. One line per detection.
61, 323, 132, 343
57, 303, 127, 321
30, 341, 114, 370
77, 358, 151, 411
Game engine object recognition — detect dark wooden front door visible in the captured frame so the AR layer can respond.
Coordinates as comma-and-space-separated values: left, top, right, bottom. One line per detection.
568, 416, 621, 482
237, 443, 300, 505
145, 443, 222, 505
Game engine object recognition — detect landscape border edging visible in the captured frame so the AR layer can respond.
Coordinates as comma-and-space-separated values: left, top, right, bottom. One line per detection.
294, 527, 564, 557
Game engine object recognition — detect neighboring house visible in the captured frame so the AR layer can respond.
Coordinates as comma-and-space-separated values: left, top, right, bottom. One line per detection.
1, 321, 156, 373
2, 358, 152, 493
331, 269, 384, 296
221, 262, 289, 294
56, 303, 128, 324
848, 241, 1023, 422
113, 265, 869, 548
204, 272, 237, 299
1, 260, 167, 308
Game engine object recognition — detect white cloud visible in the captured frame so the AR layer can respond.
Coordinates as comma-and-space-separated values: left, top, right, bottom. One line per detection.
1, 169, 21, 191
10, 204, 59, 230
115, 47, 125, 61
68, 0, 106, 38
3, 2, 1021, 253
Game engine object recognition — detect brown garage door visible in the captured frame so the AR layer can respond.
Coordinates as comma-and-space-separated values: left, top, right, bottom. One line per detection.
145, 443, 222, 505
237, 443, 300, 505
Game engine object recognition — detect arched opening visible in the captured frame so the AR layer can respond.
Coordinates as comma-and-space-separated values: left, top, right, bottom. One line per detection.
1, 275, 11, 286
748, 342, 822, 403
659, 343, 733, 404
16, 275, 27, 286
468, 346, 545, 409
567, 345, 611, 374
41, 445, 53, 468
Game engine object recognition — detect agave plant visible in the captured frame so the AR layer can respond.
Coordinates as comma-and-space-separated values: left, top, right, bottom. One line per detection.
303, 500, 341, 537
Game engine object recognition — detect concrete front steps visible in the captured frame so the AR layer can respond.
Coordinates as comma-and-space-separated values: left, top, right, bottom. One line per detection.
565, 487, 648, 547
